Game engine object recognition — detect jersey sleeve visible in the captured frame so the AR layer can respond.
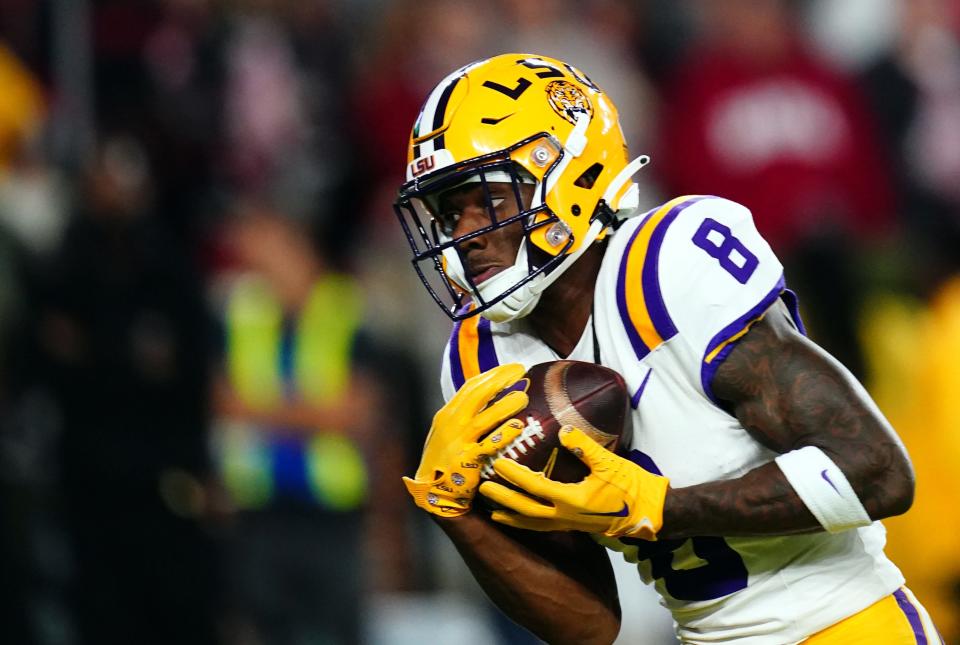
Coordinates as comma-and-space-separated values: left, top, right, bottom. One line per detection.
656, 196, 785, 403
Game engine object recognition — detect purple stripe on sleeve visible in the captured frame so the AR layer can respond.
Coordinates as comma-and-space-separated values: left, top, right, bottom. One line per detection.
616, 223, 651, 360
780, 287, 807, 336
700, 275, 786, 405
631, 368, 652, 409
477, 316, 499, 372
641, 197, 707, 341
894, 589, 928, 645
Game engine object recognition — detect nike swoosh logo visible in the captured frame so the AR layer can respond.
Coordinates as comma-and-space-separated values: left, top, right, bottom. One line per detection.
821, 469, 840, 494
481, 113, 514, 125
584, 502, 630, 517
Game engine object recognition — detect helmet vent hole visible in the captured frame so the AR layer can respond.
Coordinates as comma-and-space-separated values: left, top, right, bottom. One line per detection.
574, 163, 604, 189
571, 204, 581, 216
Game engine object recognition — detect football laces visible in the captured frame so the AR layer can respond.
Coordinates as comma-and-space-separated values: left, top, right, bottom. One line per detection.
481, 416, 546, 479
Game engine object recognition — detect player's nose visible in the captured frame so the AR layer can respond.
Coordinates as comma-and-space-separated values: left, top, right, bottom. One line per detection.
452, 205, 491, 243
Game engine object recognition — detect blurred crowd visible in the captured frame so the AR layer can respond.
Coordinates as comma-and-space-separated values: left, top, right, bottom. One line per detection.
0, 0, 958, 644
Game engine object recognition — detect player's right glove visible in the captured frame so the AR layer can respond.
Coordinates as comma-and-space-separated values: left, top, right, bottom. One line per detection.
480, 426, 669, 539
403, 363, 529, 517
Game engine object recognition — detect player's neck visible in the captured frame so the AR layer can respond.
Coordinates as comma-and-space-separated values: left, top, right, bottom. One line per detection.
527, 241, 606, 358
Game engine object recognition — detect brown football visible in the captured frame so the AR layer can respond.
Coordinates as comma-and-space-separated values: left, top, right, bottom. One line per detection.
479, 360, 631, 497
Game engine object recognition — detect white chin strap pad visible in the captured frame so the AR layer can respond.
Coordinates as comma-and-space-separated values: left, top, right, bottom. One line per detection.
477, 241, 542, 322
444, 240, 542, 322
481, 271, 542, 322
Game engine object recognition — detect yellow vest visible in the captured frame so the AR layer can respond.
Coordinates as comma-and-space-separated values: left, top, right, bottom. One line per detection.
218, 273, 368, 511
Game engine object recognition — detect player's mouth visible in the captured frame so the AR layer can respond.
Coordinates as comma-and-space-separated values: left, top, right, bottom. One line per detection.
468, 264, 504, 286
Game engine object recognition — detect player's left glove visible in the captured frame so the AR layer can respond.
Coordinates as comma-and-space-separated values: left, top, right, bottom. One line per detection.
479, 426, 670, 540
403, 364, 528, 517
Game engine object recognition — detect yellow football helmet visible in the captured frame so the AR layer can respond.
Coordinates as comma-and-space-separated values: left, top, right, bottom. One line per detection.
394, 53, 649, 322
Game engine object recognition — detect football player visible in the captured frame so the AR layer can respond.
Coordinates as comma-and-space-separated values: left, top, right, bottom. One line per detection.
396, 54, 942, 644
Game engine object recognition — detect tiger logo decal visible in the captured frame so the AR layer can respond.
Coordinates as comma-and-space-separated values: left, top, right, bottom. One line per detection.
545, 80, 594, 125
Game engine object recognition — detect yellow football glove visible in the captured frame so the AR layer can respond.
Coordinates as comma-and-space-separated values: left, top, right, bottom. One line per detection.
403, 363, 529, 517
479, 426, 670, 540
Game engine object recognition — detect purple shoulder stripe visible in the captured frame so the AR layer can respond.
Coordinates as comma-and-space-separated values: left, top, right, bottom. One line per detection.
616, 197, 708, 361
641, 196, 707, 342
700, 275, 786, 405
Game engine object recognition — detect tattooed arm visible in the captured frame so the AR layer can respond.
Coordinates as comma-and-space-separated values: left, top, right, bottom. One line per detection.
660, 300, 914, 540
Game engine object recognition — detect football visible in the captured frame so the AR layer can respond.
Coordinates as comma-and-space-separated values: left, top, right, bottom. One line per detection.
480, 360, 631, 492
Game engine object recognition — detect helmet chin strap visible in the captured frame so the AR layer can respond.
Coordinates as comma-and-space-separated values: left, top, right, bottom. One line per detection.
475, 242, 542, 322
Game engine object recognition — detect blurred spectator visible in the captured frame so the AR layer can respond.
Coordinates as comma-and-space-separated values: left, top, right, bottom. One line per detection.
207, 1, 362, 275
140, 0, 226, 245
860, 0, 960, 293
210, 203, 411, 645
347, 0, 450, 208
0, 40, 45, 171
29, 134, 218, 645
655, 0, 895, 377
0, 134, 70, 260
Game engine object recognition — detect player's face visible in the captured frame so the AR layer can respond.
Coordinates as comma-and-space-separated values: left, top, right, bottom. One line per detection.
435, 181, 535, 286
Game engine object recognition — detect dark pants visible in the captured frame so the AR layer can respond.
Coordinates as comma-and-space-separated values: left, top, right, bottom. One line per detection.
224, 509, 365, 645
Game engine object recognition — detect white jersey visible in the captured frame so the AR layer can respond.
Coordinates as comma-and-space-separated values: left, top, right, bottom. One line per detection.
439, 196, 904, 644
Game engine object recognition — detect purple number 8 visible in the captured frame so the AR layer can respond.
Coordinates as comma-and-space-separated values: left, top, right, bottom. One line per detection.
691, 218, 759, 284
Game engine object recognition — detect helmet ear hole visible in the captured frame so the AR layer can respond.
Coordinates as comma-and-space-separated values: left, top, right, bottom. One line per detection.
574, 162, 604, 189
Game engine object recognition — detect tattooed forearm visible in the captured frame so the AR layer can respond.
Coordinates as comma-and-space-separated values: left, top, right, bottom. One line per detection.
661, 462, 817, 538
659, 301, 914, 539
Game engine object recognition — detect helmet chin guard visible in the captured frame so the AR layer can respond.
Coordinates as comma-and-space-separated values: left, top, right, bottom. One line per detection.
470, 240, 543, 323
394, 53, 650, 322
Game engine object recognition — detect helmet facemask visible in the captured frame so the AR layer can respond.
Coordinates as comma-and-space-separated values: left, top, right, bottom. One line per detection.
394, 134, 574, 322
395, 53, 650, 323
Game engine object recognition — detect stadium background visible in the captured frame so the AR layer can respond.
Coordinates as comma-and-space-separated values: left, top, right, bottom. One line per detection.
0, 0, 957, 643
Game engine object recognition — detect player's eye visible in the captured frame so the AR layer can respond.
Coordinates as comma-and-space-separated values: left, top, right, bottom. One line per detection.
489, 197, 505, 210
436, 211, 461, 237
